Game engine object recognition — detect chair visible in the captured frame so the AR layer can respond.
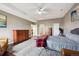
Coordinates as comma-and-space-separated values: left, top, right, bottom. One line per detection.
0, 38, 8, 56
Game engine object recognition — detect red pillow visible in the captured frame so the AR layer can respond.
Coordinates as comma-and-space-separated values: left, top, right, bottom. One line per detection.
36, 35, 48, 47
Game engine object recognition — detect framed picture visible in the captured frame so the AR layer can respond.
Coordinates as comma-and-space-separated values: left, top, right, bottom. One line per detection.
71, 9, 79, 22
0, 14, 7, 28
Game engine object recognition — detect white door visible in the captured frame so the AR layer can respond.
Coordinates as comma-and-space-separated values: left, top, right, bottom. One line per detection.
53, 23, 59, 36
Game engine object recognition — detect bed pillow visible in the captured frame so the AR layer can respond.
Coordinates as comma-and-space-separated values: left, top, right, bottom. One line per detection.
47, 36, 78, 51
65, 33, 79, 44
36, 35, 48, 47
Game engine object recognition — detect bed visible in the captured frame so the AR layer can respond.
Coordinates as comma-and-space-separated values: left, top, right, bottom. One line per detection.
12, 28, 79, 56
12, 37, 79, 56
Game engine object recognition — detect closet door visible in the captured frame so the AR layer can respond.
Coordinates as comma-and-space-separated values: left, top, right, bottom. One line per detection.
13, 30, 17, 44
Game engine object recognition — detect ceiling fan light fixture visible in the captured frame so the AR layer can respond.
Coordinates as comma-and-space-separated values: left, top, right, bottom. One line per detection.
37, 9, 46, 15
37, 7, 46, 15
38, 11, 43, 15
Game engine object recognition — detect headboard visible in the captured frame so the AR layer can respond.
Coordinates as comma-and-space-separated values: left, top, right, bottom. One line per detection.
71, 28, 79, 35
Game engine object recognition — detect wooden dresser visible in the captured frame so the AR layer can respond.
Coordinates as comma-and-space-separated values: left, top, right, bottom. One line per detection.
13, 30, 29, 44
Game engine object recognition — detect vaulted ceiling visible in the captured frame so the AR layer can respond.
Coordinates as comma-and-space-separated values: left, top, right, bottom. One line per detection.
0, 3, 75, 22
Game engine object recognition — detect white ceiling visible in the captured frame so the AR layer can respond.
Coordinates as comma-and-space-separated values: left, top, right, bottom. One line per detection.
0, 3, 74, 22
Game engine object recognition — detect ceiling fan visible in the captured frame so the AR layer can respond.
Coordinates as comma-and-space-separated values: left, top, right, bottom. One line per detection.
37, 7, 46, 15
36, 4, 49, 15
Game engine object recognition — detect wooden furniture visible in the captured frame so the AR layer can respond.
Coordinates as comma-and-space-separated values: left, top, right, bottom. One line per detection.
13, 30, 29, 44
61, 48, 79, 56
0, 38, 8, 56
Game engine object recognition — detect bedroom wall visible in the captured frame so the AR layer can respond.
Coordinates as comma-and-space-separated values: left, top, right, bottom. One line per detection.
37, 18, 64, 35
0, 10, 32, 44
63, 4, 79, 43
63, 4, 79, 34
37, 18, 64, 28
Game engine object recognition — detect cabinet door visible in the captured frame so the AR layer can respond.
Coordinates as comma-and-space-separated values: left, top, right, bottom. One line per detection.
25, 30, 29, 39
13, 30, 17, 43
13, 30, 29, 44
